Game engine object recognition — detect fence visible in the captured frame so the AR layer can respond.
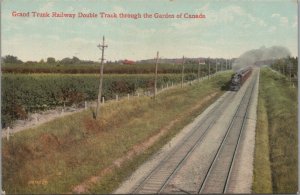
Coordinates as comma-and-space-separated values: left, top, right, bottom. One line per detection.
2, 71, 224, 139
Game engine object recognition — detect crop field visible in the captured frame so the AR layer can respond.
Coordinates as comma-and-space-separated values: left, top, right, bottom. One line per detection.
1, 63, 214, 74
2, 73, 198, 127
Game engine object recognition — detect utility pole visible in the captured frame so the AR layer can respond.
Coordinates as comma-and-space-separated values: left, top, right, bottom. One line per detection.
208, 57, 210, 79
220, 60, 222, 71
154, 51, 159, 99
289, 62, 292, 84
198, 58, 201, 81
181, 56, 185, 88
95, 36, 108, 119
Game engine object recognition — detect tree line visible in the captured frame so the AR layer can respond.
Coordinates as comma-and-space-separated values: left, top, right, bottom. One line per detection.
1, 55, 96, 65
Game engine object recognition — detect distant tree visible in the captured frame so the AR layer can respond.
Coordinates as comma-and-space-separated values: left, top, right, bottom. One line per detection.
60, 56, 81, 65
47, 57, 56, 64
60, 57, 72, 64
2, 55, 23, 64
72, 56, 80, 64
39, 59, 45, 64
81, 60, 95, 64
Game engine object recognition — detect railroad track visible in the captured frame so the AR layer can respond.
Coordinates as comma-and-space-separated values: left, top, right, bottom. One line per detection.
132, 91, 237, 194
198, 72, 258, 194
130, 71, 258, 194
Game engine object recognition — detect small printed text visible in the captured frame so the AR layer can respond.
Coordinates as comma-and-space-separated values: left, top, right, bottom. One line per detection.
11, 11, 206, 20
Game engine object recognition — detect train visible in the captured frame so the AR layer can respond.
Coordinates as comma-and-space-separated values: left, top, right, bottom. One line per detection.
229, 67, 252, 91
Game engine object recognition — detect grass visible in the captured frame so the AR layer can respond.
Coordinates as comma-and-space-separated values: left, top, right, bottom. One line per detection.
253, 68, 297, 193
252, 97, 272, 193
2, 72, 231, 194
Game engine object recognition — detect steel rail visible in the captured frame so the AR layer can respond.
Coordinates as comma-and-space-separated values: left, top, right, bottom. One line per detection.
198, 74, 257, 194
223, 72, 258, 193
132, 92, 234, 194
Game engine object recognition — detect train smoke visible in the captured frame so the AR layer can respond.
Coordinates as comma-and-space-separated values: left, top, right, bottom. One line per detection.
232, 46, 291, 70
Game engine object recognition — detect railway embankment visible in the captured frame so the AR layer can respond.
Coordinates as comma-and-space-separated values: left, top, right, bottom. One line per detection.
253, 68, 297, 193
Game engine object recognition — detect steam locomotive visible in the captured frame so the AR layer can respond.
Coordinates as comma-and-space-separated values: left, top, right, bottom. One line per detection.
229, 67, 252, 91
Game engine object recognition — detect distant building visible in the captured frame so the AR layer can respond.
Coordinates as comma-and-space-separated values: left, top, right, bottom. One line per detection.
198, 59, 206, 65
122, 59, 135, 65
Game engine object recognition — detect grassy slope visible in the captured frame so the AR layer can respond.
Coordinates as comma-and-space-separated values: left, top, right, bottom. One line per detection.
3, 73, 231, 194
252, 97, 273, 193
253, 68, 297, 193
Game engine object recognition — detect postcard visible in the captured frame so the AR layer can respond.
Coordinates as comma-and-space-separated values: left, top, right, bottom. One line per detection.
1, 0, 298, 194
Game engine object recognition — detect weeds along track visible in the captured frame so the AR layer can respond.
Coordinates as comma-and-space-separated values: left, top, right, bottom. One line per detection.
132, 92, 235, 194
131, 71, 258, 194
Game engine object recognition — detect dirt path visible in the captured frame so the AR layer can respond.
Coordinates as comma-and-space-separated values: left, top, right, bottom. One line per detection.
72, 92, 219, 194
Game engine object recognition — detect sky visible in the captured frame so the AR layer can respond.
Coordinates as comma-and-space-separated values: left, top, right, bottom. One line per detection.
1, 0, 298, 61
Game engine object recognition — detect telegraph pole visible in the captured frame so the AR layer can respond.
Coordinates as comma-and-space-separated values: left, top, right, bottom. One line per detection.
95, 36, 108, 119
289, 62, 292, 84
181, 56, 185, 88
208, 57, 210, 79
226, 59, 228, 70
154, 51, 159, 99
198, 58, 201, 81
